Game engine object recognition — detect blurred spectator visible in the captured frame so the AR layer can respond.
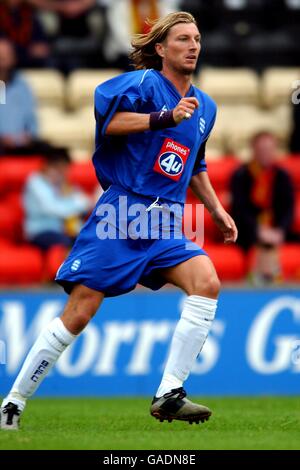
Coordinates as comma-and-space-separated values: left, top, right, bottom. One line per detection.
23, 148, 91, 251
180, 0, 299, 68
102, 0, 180, 70
231, 132, 295, 284
0, 38, 52, 155
29, 0, 96, 15
0, 0, 50, 68
29, 0, 105, 72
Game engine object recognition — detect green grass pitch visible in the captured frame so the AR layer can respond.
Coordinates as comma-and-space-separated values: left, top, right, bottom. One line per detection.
1, 397, 300, 450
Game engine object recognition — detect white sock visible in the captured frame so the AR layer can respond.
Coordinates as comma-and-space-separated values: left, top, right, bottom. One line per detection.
1, 318, 76, 412
156, 295, 217, 397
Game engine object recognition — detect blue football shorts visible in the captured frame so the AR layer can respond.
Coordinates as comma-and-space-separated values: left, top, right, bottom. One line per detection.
56, 185, 207, 297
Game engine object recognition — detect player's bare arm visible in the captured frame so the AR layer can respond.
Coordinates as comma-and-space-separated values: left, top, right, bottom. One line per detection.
105, 97, 199, 135
190, 171, 238, 244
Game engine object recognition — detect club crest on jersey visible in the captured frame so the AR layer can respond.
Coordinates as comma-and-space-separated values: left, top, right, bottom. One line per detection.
153, 138, 190, 181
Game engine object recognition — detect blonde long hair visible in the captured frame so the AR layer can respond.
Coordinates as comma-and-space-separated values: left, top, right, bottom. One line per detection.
130, 11, 197, 70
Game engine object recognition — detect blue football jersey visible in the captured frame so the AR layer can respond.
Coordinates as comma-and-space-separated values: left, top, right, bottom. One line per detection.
93, 69, 217, 204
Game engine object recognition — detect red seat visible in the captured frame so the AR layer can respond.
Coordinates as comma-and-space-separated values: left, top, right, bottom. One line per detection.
0, 193, 24, 242
217, 190, 231, 211
0, 204, 19, 240
0, 157, 43, 195
204, 244, 247, 281
183, 206, 202, 245
68, 161, 98, 194
203, 209, 223, 243
184, 190, 232, 243
183, 203, 213, 245
206, 158, 240, 192
185, 188, 231, 209
277, 158, 300, 190
280, 244, 300, 281
45, 245, 68, 281
0, 238, 13, 248
247, 244, 300, 281
0, 244, 43, 284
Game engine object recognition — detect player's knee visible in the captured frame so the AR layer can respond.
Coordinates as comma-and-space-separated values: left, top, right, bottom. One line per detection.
61, 301, 98, 334
206, 276, 221, 298
61, 287, 102, 334
72, 285, 103, 314
75, 293, 101, 320
188, 274, 221, 298
75, 297, 99, 329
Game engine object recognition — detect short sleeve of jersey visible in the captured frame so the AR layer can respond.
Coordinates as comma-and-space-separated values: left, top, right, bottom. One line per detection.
192, 97, 217, 176
94, 70, 154, 136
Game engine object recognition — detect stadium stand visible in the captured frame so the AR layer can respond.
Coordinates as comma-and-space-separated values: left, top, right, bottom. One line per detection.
0, 244, 43, 285
44, 244, 68, 281
204, 244, 247, 281
10, 66, 296, 159
0, 157, 44, 194
23, 69, 65, 109
38, 108, 94, 152
247, 244, 300, 282
278, 157, 300, 190
0, 0, 299, 286
280, 244, 300, 281
261, 67, 300, 108
196, 68, 260, 105
0, 157, 98, 285
0, 147, 299, 285
67, 69, 122, 110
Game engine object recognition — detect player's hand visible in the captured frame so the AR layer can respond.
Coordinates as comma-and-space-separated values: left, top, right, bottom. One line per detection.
211, 207, 238, 244
173, 97, 199, 124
